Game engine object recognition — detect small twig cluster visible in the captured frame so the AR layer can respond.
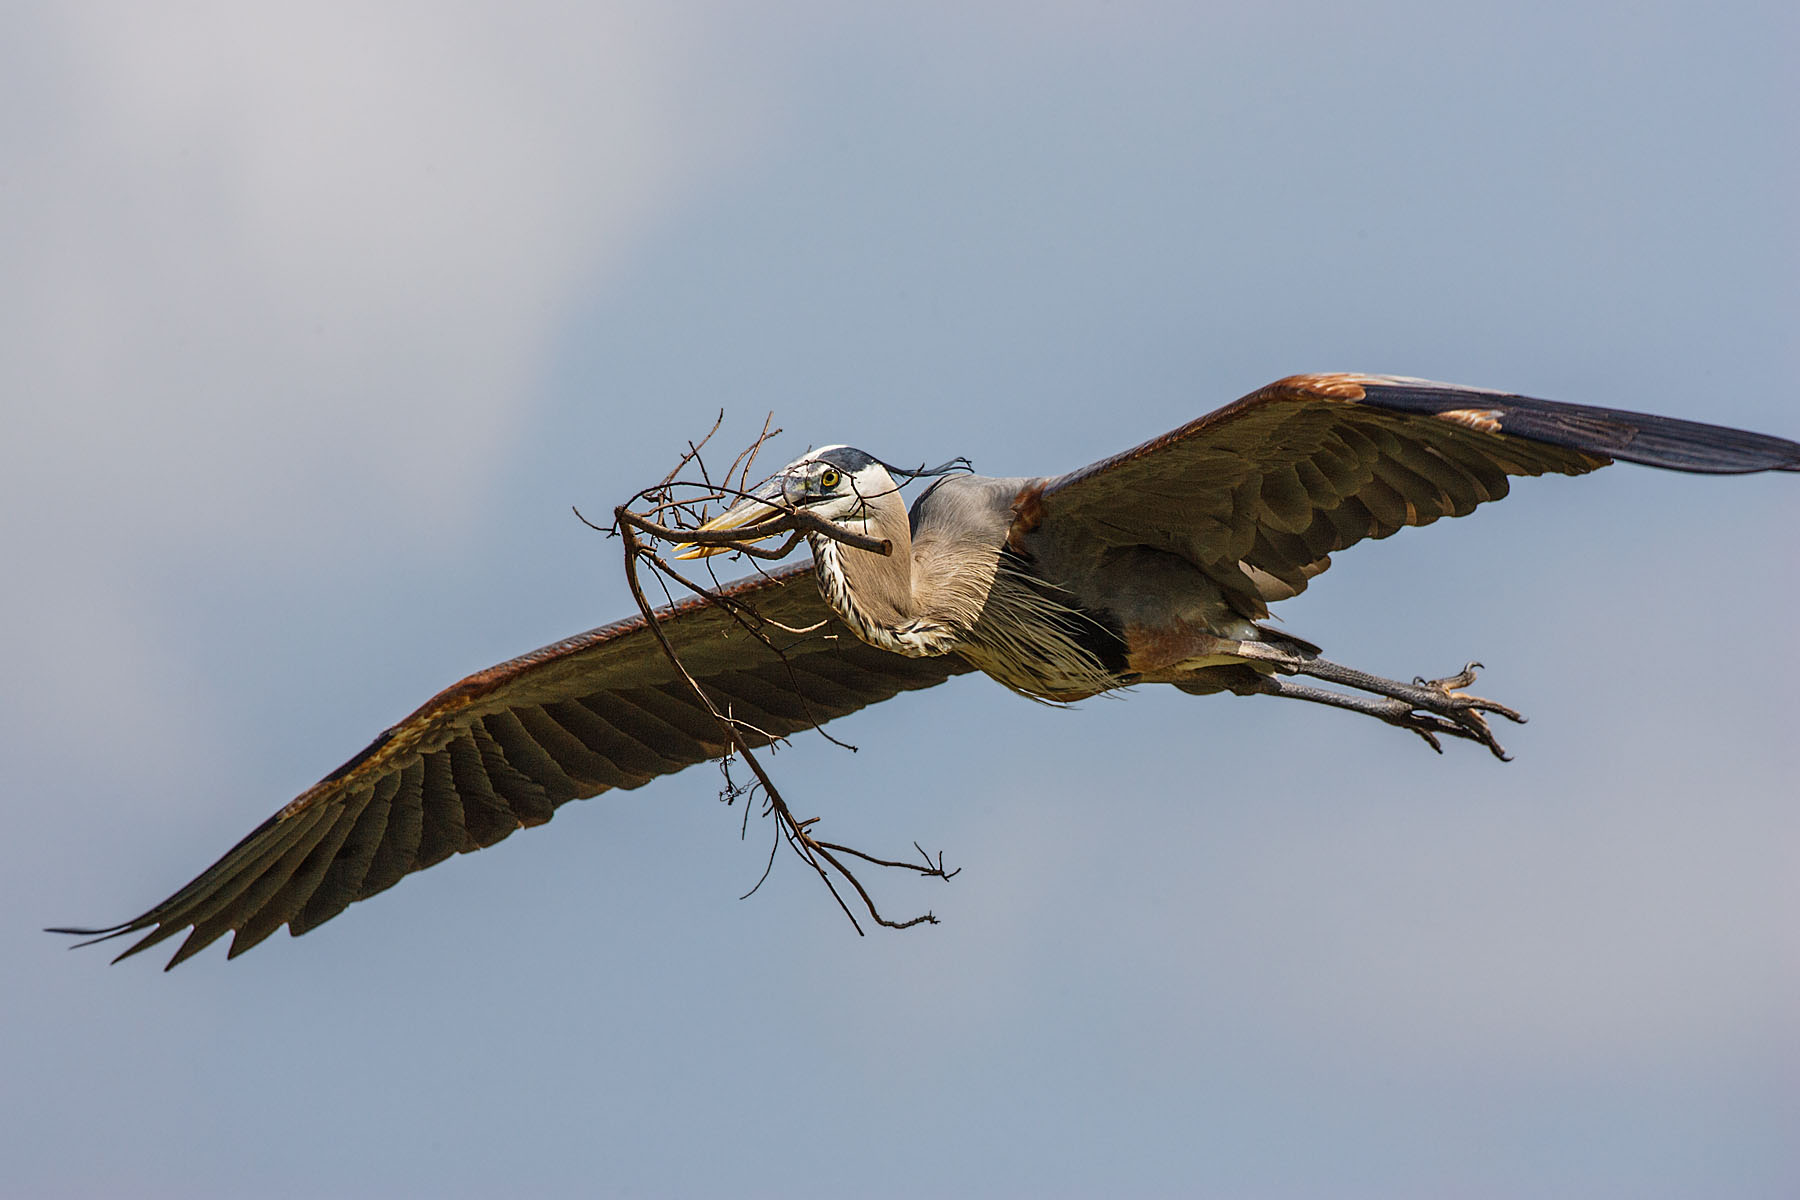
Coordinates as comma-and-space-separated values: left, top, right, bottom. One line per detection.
603, 415, 958, 935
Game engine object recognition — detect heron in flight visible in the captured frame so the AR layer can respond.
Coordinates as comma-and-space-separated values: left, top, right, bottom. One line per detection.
55, 374, 1799, 968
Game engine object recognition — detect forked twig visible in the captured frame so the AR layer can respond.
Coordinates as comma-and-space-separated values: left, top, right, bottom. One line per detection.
609, 427, 956, 935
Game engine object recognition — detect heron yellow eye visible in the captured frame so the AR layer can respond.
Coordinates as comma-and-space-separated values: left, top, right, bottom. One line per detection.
819, 468, 842, 490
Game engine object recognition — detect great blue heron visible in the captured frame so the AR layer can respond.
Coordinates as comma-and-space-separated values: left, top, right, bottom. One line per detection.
55, 374, 1799, 968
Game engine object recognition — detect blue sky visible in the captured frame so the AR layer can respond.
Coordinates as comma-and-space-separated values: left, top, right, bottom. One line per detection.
5, 4, 1796, 1197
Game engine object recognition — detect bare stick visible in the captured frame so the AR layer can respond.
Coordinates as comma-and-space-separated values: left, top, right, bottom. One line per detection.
608, 428, 954, 935
620, 504, 892, 558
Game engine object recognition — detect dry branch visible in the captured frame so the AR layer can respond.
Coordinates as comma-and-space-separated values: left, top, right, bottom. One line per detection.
610, 425, 955, 935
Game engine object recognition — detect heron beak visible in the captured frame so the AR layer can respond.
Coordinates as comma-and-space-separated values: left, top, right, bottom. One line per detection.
673, 487, 787, 559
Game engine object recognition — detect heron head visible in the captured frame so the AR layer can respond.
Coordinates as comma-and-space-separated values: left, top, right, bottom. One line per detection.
675, 446, 898, 558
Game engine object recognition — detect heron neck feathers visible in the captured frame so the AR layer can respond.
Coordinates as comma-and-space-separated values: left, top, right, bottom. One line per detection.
810, 491, 971, 657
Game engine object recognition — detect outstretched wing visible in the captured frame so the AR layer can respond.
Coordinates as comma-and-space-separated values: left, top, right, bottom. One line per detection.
1015, 374, 1799, 611
56, 563, 971, 968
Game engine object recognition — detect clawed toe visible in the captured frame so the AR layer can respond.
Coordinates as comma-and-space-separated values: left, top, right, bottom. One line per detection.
1416, 662, 1482, 691
1417, 662, 1527, 730
1381, 700, 1510, 760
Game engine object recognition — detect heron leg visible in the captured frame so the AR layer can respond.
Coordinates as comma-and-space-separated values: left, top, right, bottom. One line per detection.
1230, 647, 1526, 760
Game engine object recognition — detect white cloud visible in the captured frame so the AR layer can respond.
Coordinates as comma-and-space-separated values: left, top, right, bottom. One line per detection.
1, 5, 768, 768
8, 6, 757, 544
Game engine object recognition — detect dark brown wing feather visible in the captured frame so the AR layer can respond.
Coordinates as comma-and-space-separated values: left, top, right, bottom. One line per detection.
55, 562, 970, 968
1023, 374, 1799, 611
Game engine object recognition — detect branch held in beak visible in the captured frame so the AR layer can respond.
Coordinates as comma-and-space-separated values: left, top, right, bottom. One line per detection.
665, 473, 894, 561
673, 482, 790, 559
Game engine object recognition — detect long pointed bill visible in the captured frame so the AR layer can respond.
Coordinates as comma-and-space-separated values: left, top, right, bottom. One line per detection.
673, 487, 789, 559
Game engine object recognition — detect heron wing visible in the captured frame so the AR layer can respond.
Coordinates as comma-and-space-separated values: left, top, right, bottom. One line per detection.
56, 562, 970, 968
1017, 374, 1799, 608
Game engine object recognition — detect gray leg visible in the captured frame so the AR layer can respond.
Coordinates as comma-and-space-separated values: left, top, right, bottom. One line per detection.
1230, 647, 1527, 760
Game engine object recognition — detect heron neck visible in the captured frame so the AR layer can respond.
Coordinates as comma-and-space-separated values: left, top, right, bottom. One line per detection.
809, 505, 958, 657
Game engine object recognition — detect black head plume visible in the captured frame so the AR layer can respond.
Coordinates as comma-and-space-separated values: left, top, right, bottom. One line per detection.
809, 447, 973, 483
883, 455, 973, 481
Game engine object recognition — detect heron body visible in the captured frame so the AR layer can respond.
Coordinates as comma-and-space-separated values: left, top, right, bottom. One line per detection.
55, 373, 1800, 967
775, 467, 1263, 701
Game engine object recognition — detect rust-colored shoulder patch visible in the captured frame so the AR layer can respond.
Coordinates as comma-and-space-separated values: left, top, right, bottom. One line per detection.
1273, 373, 1371, 401
1007, 481, 1047, 554
1435, 407, 1506, 435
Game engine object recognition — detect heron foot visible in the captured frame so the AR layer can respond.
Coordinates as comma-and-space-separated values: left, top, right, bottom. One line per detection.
1393, 662, 1527, 759
1371, 663, 1522, 759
